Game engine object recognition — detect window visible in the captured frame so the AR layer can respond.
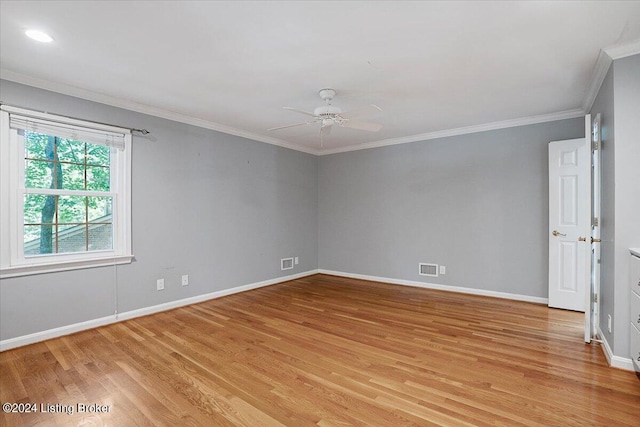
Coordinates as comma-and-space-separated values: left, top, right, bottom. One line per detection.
1, 106, 133, 277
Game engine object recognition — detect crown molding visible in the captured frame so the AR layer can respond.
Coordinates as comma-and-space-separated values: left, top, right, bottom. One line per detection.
580, 39, 640, 113
0, 69, 321, 155
604, 39, 640, 60
317, 109, 585, 155
2, 70, 587, 158
581, 49, 613, 113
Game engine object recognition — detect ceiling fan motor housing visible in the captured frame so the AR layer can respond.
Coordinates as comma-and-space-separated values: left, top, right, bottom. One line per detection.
318, 88, 336, 102
314, 105, 342, 117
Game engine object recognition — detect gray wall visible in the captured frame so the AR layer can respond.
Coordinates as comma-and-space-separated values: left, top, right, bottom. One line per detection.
0, 80, 318, 340
589, 53, 640, 360
612, 54, 640, 357
318, 119, 584, 298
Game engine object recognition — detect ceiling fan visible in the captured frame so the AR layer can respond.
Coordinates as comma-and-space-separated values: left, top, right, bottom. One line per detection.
268, 88, 383, 146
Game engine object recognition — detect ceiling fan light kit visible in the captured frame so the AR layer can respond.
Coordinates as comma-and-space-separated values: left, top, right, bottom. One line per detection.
269, 88, 383, 146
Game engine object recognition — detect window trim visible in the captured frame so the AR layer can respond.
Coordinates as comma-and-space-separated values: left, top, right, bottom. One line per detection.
0, 107, 133, 278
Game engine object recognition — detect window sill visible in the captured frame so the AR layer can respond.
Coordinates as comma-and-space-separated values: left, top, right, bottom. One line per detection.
0, 255, 134, 279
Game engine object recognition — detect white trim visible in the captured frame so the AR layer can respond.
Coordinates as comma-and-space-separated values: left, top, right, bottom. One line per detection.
0, 112, 10, 269
1, 70, 589, 157
0, 269, 319, 351
582, 41, 640, 113
596, 326, 635, 371
0, 315, 121, 353
317, 269, 549, 304
0, 255, 134, 279
604, 39, 640, 60
23, 188, 117, 197
117, 269, 317, 322
581, 49, 613, 113
317, 109, 585, 155
0, 70, 320, 156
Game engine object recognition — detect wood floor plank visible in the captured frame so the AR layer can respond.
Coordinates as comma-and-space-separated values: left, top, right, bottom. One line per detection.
1, 274, 639, 426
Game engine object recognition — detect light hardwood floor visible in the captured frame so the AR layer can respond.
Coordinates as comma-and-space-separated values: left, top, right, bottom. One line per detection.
1, 274, 639, 426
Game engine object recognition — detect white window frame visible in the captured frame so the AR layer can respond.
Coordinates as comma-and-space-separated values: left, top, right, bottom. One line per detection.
0, 106, 133, 278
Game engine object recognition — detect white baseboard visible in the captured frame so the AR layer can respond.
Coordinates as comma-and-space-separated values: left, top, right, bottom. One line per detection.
596, 326, 635, 371
0, 315, 121, 353
318, 269, 549, 304
8, 268, 636, 374
0, 269, 319, 352
323, 270, 637, 372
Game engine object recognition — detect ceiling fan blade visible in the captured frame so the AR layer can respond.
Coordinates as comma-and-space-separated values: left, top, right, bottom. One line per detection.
342, 120, 383, 132
268, 121, 315, 131
283, 107, 318, 118
340, 104, 382, 119
319, 123, 332, 148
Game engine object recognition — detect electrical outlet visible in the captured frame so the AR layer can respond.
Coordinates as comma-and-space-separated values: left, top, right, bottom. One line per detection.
181, 275, 189, 286
156, 278, 165, 291
607, 314, 612, 333
439, 265, 446, 275
294, 257, 299, 265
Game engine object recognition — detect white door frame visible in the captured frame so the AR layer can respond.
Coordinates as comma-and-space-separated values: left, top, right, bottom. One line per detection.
589, 114, 602, 342
582, 115, 592, 343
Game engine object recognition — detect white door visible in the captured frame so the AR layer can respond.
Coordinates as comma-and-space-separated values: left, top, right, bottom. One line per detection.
548, 130, 591, 324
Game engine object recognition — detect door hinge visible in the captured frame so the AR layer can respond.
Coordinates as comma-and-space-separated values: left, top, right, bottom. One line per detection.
592, 217, 599, 227
593, 294, 598, 303
592, 140, 599, 151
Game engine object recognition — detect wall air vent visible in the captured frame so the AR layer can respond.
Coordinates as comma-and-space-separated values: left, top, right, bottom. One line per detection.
281, 257, 294, 271
419, 263, 439, 277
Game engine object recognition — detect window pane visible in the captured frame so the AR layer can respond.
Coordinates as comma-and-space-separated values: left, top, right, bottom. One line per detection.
85, 144, 111, 166
60, 162, 86, 190
24, 158, 62, 189
24, 224, 56, 255
57, 195, 87, 224
23, 194, 50, 224
56, 226, 87, 254
86, 166, 110, 191
89, 223, 113, 251
56, 139, 86, 164
24, 159, 51, 189
88, 196, 112, 222
23, 225, 42, 255
24, 131, 49, 160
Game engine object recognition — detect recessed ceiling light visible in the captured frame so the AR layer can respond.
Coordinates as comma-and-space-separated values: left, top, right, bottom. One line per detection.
25, 29, 53, 43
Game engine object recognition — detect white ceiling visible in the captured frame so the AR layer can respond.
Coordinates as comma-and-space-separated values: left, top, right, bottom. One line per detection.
1, 1, 640, 155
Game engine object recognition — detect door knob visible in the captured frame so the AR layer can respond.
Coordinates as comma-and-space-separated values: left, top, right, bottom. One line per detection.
591, 237, 601, 243
578, 237, 587, 241
552, 230, 566, 237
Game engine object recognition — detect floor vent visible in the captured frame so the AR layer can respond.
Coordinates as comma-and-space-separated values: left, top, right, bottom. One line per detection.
419, 263, 438, 277
281, 257, 294, 271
